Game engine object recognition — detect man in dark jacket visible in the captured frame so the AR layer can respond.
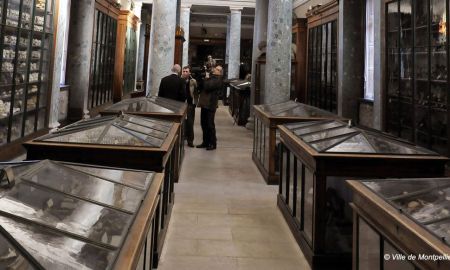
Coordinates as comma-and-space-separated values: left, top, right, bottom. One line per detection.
158, 64, 186, 102
196, 65, 223, 150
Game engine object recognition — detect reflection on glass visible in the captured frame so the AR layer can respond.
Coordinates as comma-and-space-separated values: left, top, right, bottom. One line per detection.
358, 218, 380, 270
301, 126, 355, 143
426, 218, 450, 241
65, 164, 152, 190
291, 121, 343, 136
106, 97, 181, 114
304, 168, 314, 244
264, 124, 270, 170
0, 182, 133, 247
0, 232, 35, 269
363, 179, 445, 199
45, 126, 106, 144
99, 126, 149, 146
21, 160, 146, 212
326, 134, 375, 153
0, 216, 116, 270
282, 147, 289, 202
311, 135, 352, 152
324, 176, 353, 253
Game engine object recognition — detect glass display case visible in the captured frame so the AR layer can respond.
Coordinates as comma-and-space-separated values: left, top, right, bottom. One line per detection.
88, 6, 117, 109
101, 96, 188, 183
0, 0, 54, 146
348, 178, 450, 270
306, 1, 338, 113
228, 79, 250, 126
0, 159, 164, 270
253, 100, 344, 184
277, 119, 448, 269
385, 0, 449, 156
23, 114, 179, 267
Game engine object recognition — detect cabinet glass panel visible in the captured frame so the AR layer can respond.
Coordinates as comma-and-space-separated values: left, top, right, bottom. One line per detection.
264, 124, 270, 170
324, 176, 353, 253
304, 167, 314, 244
281, 146, 289, 202
358, 218, 380, 270
0, 216, 116, 270
123, 26, 137, 95
288, 151, 295, 212
307, 19, 337, 113
0, 230, 36, 269
295, 159, 303, 225
89, 10, 117, 109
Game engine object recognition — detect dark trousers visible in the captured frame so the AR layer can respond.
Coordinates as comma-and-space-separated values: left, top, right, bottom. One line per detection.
185, 104, 195, 143
200, 108, 216, 146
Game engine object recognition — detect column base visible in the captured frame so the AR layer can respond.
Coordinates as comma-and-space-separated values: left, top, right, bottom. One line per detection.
245, 115, 254, 130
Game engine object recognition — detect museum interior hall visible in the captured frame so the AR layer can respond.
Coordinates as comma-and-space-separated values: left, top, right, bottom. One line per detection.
2, 0, 450, 270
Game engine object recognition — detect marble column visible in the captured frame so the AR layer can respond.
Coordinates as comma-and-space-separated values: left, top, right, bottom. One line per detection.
227, 8, 241, 80
225, 15, 230, 65
66, 0, 95, 120
246, 0, 268, 130
180, 5, 191, 67
49, 0, 71, 129
133, 2, 143, 89
136, 4, 148, 81
264, 0, 292, 104
147, 0, 177, 96
338, 0, 364, 121
373, 0, 385, 130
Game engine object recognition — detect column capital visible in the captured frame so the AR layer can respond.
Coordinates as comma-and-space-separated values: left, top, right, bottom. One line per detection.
230, 7, 243, 13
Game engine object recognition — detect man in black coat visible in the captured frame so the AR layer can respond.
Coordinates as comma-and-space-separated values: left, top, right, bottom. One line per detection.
158, 64, 186, 102
196, 65, 223, 150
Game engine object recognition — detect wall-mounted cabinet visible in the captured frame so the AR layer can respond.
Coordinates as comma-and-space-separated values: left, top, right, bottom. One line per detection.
0, 0, 54, 149
277, 119, 447, 269
113, 10, 138, 102
306, 1, 338, 113
385, 0, 449, 156
89, 2, 118, 109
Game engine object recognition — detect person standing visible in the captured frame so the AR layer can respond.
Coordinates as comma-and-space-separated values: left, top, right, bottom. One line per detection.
158, 64, 186, 102
197, 65, 223, 150
181, 66, 198, 147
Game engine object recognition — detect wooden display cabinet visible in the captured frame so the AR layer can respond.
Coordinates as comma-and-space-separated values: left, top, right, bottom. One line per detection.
113, 10, 138, 102
253, 101, 344, 185
348, 178, 450, 270
0, 160, 164, 270
292, 18, 307, 102
23, 113, 179, 267
101, 96, 188, 183
306, 1, 339, 113
277, 119, 448, 269
228, 80, 250, 126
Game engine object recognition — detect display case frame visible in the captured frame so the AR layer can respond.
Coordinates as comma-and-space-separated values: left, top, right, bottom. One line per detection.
348, 178, 450, 270
306, 1, 339, 113
101, 96, 188, 183
277, 119, 448, 269
0, 160, 164, 270
253, 101, 345, 185
22, 114, 179, 267
0, 0, 55, 151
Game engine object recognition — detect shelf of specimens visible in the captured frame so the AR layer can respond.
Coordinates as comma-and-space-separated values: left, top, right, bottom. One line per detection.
0, 159, 154, 269
0, 0, 53, 145
386, 0, 448, 155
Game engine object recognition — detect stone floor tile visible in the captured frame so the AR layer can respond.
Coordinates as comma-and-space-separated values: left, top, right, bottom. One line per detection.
237, 257, 311, 270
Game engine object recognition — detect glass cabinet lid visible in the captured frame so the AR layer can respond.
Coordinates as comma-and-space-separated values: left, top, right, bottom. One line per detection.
0, 160, 155, 269
362, 178, 450, 246
35, 113, 173, 147
284, 120, 437, 155
230, 80, 251, 90
105, 96, 186, 114
258, 101, 337, 118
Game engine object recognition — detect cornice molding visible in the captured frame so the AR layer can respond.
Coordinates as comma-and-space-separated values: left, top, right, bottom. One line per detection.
181, 0, 255, 8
